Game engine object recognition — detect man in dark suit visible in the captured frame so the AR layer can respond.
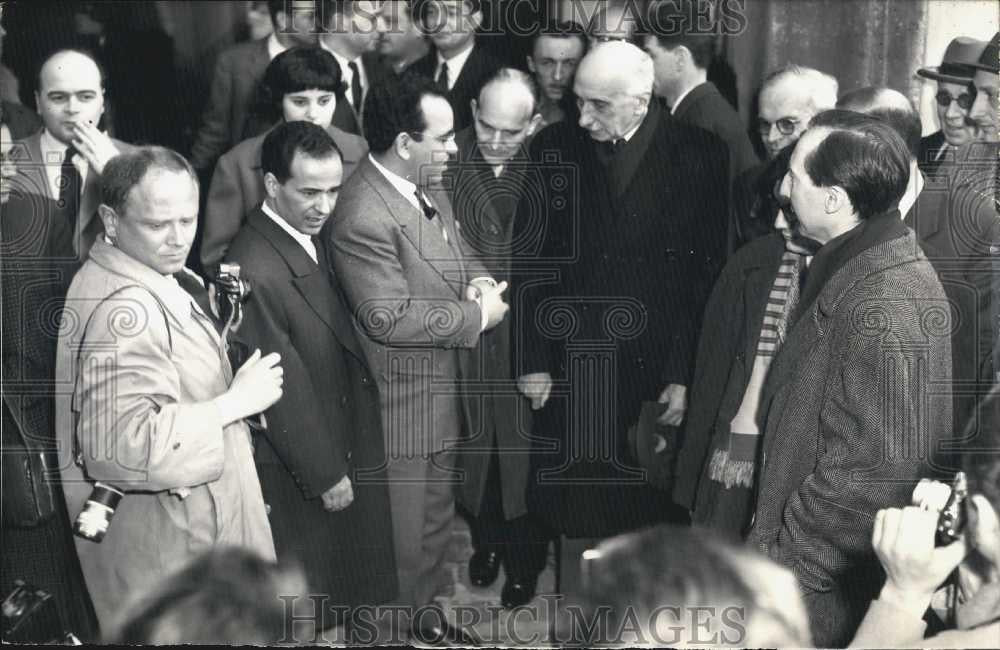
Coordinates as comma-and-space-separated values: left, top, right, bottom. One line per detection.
749, 111, 951, 647
11, 49, 131, 262
330, 74, 508, 645
225, 122, 396, 637
446, 68, 548, 609
189, 0, 318, 173
410, 0, 501, 132
513, 41, 727, 586
319, 0, 389, 137
915, 36, 986, 176
639, 0, 757, 183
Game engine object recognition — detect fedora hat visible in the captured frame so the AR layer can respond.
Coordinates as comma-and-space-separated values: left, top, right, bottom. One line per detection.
917, 36, 987, 83
972, 32, 999, 73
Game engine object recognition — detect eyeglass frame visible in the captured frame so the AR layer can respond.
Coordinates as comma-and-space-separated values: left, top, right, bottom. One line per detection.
934, 87, 977, 111
757, 116, 800, 137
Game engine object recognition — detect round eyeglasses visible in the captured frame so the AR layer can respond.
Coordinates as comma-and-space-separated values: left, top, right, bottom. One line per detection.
935, 88, 976, 111
758, 117, 799, 137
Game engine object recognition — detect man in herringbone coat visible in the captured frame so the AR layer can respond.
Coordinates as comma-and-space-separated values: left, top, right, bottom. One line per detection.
747, 111, 953, 647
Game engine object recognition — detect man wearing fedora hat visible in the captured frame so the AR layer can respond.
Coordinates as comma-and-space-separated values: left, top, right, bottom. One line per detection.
969, 32, 999, 143
916, 36, 987, 175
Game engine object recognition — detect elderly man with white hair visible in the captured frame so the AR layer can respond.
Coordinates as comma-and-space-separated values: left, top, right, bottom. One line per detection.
513, 40, 728, 589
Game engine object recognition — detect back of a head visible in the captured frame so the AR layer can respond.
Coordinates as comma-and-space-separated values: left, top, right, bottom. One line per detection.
259, 47, 344, 122
761, 63, 839, 111
364, 73, 441, 154
565, 525, 811, 647
837, 86, 922, 160
112, 547, 311, 645
804, 109, 911, 219
261, 120, 342, 183
638, 0, 716, 69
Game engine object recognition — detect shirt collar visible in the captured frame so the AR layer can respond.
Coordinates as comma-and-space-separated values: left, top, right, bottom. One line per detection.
670, 81, 706, 115
267, 32, 288, 60
369, 153, 421, 211
436, 41, 475, 86
260, 200, 318, 264
621, 112, 645, 143
898, 164, 924, 219
321, 41, 365, 87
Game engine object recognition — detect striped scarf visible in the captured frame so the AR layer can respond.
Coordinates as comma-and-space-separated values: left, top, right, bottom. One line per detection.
708, 250, 805, 488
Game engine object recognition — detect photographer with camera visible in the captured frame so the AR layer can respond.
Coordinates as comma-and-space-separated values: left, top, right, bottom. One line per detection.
55, 146, 283, 630
850, 385, 1000, 648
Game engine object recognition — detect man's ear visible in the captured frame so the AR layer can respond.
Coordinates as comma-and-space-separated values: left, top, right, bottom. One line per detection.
526, 55, 536, 73
470, 98, 479, 120
263, 171, 280, 199
825, 186, 848, 214
635, 93, 651, 116
526, 112, 543, 137
98, 204, 118, 240
394, 132, 413, 160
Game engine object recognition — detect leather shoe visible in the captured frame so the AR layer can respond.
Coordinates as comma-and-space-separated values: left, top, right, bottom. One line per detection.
500, 574, 538, 609
409, 611, 478, 646
468, 550, 502, 587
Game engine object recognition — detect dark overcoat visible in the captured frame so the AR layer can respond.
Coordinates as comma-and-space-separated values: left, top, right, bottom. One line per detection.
226, 208, 398, 610
514, 102, 729, 538
446, 126, 534, 520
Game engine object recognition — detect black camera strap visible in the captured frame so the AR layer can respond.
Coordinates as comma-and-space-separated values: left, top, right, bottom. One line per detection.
70, 285, 172, 471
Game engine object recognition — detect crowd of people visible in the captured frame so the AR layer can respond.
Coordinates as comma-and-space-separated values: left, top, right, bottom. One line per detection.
1, 0, 998, 646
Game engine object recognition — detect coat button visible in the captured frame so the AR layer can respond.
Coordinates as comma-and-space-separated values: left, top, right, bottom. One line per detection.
265, 503, 271, 515
341, 395, 348, 406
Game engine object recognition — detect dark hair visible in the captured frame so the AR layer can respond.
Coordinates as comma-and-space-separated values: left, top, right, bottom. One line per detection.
256, 47, 344, 125
963, 385, 1000, 515
113, 548, 309, 645
36, 48, 107, 93
836, 87, 922, 159
261, 120, 342, 184
101, 147, 198, 216
638, 0, 716, 68
532, 19, 588, 51
413, 0, 482, 25
267, 0, 284, 25
364, 73, 443, 154
803, 110, 910, 219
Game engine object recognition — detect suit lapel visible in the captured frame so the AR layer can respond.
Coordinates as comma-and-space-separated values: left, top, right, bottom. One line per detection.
359, 160, 466, 297
247, 209, 366, 364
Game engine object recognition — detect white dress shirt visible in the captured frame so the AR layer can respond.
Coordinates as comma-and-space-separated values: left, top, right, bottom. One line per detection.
266, 32, 289, 61
670, 81, 705, 115
40, 128, 90, 200
435, 41, 475, 91
261, 200, 318, 264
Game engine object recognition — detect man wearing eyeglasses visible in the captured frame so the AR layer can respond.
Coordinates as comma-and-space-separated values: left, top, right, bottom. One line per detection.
330, 73, 507, 645
916, 36, 987, 176
731, 64, 837, 248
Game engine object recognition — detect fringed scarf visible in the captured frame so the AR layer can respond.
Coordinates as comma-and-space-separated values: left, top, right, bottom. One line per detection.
708, 250, 805, 488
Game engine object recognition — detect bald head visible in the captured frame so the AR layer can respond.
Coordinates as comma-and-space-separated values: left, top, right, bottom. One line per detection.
36, 49, 106, 145
471, 68, 541, 165
837, 86, 922, 159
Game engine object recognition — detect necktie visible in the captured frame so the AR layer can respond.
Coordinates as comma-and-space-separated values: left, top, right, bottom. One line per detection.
348, 60, 363, 114
58, 146, 82, 226
436, 62, 450, 93
415, 191, 449, 243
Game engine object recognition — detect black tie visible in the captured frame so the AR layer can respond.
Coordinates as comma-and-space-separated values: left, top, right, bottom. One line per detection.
58, 146, 82, 225
348, 60, 363, 114
414, 190, 437, 221
436, 62, 450, 93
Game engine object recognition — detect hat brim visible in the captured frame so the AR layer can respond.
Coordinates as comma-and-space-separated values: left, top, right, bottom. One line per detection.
917, 66, 975, 84
970, 61, 999, 73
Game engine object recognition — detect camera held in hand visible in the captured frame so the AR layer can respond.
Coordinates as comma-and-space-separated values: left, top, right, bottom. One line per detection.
73, 482, 124, 543
213, 262, 251, 332
936, 471, 968, 546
